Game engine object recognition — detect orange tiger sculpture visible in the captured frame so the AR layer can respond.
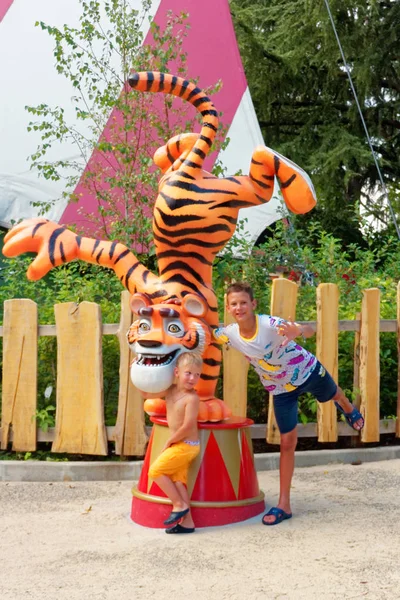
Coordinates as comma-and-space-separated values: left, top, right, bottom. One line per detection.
2, 71, 317, 422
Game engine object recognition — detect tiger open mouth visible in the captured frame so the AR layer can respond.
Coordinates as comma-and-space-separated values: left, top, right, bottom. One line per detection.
134, 348, 180, 367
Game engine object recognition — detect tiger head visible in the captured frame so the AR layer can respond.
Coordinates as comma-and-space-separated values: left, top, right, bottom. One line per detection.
127, 293, 211, 394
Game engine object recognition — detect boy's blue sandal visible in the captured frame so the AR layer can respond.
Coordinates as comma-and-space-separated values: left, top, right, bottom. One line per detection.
165, 523, 195, 534
262, 507, 292, 526
334, 402, 364, 430
164, 508, 190, 526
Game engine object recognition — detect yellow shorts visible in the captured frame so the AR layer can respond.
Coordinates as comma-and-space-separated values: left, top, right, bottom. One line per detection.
148, 441, 200, 485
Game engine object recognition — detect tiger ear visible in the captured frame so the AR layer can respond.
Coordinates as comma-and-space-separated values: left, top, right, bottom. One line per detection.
130, 293, 152, 315
181, 294, 207, 318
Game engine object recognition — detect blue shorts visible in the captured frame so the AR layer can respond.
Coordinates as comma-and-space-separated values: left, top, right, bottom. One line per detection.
273, 362, 337, 434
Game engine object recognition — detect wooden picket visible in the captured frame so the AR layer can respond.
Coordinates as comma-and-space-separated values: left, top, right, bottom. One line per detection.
114, 291, 147, 456
266, 278, 298, 445
359, 289, 380, 443
316, 283, 338, 442
1, 299, 37, 451
222, 295, 249, 417
52, 302, 108, 455
0, 280, 399, 456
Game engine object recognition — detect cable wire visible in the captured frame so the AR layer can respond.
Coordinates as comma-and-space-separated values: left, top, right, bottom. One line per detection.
323, 0, 400, 240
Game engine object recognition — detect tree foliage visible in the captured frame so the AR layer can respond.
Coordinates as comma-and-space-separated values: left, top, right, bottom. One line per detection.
231, 0, 400, 246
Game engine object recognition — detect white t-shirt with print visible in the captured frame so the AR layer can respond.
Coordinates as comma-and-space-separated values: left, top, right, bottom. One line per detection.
213, 314, 317, 395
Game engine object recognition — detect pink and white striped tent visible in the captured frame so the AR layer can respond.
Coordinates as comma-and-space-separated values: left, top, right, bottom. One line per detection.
0, 0, 284, 246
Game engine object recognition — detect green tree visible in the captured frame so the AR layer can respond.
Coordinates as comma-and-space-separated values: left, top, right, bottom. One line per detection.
231, 0, 400, 247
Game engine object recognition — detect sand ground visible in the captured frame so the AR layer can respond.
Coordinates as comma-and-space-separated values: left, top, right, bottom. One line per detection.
1, 459, 400, 600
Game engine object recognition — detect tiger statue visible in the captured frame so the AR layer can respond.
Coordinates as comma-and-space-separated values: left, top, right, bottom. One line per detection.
2, 71, 317, 422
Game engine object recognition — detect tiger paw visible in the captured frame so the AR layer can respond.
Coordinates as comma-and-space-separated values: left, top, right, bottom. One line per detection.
3, 218, 79, 280
252, 146, 317, 215
198, 398, 232, 423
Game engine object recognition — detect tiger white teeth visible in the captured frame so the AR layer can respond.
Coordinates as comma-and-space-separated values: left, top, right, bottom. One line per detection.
135, 353, 175, 367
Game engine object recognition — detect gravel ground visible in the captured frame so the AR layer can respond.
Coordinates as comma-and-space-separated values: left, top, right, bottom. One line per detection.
1, 459, 400, 600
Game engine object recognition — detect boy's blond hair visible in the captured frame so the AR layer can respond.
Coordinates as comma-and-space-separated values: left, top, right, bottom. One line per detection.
176, 352, 203, 370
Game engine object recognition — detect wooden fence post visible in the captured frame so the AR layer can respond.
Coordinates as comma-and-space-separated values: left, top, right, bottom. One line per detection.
316, 283, 339, 442
360, 288, 380, 443
222, 294, 249, 417
267, 278, 298, 444
114, 291, 148, 456
52, 302, 108, 455
1, 299, 37, 451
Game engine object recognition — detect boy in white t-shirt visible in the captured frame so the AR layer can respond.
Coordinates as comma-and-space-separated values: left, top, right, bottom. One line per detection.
213, 281, 364, 526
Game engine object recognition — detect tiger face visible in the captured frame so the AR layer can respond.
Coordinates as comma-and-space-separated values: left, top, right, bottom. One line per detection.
127, 293, 211, 394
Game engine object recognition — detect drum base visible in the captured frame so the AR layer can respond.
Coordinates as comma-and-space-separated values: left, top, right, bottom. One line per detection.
131, 417, 266, 528
131, 489, 265, 528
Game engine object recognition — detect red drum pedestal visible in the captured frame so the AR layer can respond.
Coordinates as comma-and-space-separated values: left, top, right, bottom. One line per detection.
131, 416, 265, 528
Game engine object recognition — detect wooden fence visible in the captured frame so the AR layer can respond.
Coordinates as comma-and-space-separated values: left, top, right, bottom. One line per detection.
1, 280, 399, 456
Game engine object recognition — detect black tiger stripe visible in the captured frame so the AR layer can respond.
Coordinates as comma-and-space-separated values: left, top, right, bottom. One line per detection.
203, 358, 222, 366
176, 136, 181, 153
177, 172, 196, 181
95, 248, 104, 263
156, 249, 213, 266
220, 215, 238, 225
251, 158, 263, 166
250, 173, 271, 190
200, 109, 218, 118
91, 239, 101, 256
203, 122, 218, 132
163, 274, 207, 297
209, 200, 254, 209
199, 134, 213, 147
193, 96, 210, 108
159, 260, 206, 286
124, 262, 140, 285
178, 79, 190, 97
226, 177, 241, 184
143, 270, 151, 283
160, 191, 214, 210
59, 241, 66, 263
181, 159, 201, 169
262, 173, 275, 181
146, 71, 154, 91
192, 147, 206, 160
200, 373, 219, 381
148, 289, 168, 299
76, 235, 82, 247
158, 72, 165, 91
187, 87, 202, 102
170, 76, 178, 94
48, 228, 66, 266
155, 207, 203, 226
114, 248, 131, 264
32, 221, 47, 237
153, 232, 231, 249
109, 241, 118, 259
166, 143, 174, 164
280, 174, 297, 188
166, 179, 237, 195
274, 155, 280, 172
154, 221, 231, 238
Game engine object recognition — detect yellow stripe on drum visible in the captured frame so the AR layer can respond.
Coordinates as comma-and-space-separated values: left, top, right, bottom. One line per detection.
132, 485, 265, 508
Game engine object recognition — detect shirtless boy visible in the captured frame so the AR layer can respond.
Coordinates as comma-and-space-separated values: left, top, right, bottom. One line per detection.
143, 352, 202, 534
